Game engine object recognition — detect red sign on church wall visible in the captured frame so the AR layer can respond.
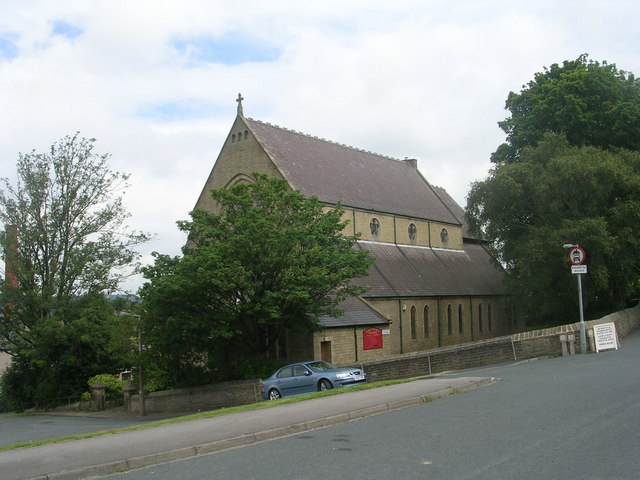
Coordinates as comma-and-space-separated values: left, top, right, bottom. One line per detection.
363, 327, 383, 350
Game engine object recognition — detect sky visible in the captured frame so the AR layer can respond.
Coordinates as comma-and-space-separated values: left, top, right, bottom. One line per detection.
1, 0, 639, 292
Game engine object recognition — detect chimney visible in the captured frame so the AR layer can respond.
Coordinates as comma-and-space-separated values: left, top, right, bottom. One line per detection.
402, 158, 418, 169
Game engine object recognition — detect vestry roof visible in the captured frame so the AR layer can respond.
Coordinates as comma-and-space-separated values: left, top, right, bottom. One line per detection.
319, 295, 390, 328
244, 117, 460, 225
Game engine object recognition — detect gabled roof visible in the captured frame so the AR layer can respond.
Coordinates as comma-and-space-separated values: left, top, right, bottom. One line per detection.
354, 241, 505, 298
244, 117, 460, 224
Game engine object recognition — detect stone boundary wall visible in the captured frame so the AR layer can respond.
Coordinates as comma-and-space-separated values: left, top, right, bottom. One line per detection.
128, 378, 262, 414
361, 303, 640, 382
128, 304, 639, 414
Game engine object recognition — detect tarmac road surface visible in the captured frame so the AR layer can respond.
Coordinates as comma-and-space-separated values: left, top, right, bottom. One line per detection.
0, 374, 495, 480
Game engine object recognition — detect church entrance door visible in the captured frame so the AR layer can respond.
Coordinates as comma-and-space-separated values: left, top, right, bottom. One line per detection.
321, 341, 332, 363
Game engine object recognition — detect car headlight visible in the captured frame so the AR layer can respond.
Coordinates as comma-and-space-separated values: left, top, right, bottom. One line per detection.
335, 373, 350, 379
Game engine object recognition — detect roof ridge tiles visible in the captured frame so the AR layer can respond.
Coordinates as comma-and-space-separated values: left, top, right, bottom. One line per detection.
247, 116, 399, 162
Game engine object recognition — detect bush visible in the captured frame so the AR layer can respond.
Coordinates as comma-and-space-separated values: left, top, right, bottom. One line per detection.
87, 374, 125, 402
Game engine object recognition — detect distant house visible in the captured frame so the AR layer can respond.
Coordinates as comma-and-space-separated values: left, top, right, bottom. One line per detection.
194, 95, 522, 366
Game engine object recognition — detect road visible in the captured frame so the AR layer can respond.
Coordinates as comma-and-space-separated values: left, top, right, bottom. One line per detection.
98, 329, 640, 480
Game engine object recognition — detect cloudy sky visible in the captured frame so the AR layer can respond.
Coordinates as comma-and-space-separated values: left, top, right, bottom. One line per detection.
1, 1, 639, 291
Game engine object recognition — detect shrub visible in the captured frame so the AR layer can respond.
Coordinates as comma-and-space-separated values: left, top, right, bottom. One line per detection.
87, 374, 124, 402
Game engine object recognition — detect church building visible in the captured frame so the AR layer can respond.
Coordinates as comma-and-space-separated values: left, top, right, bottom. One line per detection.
194, 95, 521, 366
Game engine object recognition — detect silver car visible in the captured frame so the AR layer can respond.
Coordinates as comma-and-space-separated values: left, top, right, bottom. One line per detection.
259, 361, 367, 400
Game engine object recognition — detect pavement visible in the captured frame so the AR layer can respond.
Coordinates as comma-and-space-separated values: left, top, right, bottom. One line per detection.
0, 374, 496, 480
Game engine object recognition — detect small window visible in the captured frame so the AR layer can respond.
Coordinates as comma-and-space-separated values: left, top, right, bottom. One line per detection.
410, 306, 417, 340
458, 304, 463, 334
293, 365, 308, 376
244, 130, 248, 140
408, 223, 417, 241
478, 304, 484, 333
447, 304, 452, 336
277, 366, 293, 378
440, 228, 449, 245
370, 218, 380, 236
231, 134, 236, 143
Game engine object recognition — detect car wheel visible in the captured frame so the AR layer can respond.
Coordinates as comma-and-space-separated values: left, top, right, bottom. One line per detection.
268, 389, 281, 400
319, 379, 333, 391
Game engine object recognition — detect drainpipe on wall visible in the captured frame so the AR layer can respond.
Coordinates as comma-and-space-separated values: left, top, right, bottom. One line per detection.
437, 298, 442, 347
353, 327, 358, 362
352, 209, 357, 237
469, 297, 474, 342
393, 216, 397, 244
398, 299, 404, 354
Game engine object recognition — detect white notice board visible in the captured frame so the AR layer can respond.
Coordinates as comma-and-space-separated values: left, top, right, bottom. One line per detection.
593, 322, 619, 352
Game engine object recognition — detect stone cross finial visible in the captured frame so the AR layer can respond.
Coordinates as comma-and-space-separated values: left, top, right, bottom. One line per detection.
236, 93, 244, 116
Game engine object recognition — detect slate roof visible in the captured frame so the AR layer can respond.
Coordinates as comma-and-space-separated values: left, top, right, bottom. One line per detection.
319, 295, 390, 328
354, 241, 505, 298
245, 118, 460, 224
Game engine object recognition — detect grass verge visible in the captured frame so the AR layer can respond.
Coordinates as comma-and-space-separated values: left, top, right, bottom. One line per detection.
0, 377, 416, 452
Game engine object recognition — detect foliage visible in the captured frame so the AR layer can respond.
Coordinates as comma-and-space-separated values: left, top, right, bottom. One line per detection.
492, 54, 640, 164
0, 293, 138, 410
140, 174, 372, 385
87, 373, 125, 402
467, 134, 640, 324
0, 133, 149, 408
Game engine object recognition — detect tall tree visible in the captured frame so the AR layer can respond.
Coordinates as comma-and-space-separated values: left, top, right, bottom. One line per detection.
467, 133, 640, 325
0, 133, 150, 407
492, 54, 640, 164
140, 174, 372, 385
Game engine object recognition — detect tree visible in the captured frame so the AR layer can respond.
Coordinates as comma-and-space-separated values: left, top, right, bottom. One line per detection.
140, 174, 372, 385
492, 54, 640, 164
0, 133, 150, 408
467, 133, 640, 325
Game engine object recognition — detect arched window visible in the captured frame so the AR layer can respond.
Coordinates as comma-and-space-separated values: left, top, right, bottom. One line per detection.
447, 304, 452, 335
458, 304, 463, 334
440, 228, 449, 245
370, 218, 380, 236
423, 305, 430, 338
488, 303, 493, 331
478, 303, 484, 333
410, 306, 417, 340
408, 223, 417, 241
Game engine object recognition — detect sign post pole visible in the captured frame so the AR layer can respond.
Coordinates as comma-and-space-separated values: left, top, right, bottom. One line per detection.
564, 244, 588, 353
576, 273, 586, 353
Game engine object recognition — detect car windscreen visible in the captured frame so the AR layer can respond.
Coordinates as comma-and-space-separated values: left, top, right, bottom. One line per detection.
306, 361, 336, 371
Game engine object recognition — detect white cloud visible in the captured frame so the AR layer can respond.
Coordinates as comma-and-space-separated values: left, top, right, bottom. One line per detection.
1, 0, 639, 291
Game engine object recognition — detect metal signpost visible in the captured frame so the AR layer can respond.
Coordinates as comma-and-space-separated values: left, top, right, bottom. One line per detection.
563, 244, 587, 353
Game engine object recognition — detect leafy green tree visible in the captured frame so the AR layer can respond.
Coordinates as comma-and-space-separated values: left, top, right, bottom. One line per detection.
0, 133, 150, 408
493, 54, 640, 164
140, 174, 372, 385
467, 134, 640, 325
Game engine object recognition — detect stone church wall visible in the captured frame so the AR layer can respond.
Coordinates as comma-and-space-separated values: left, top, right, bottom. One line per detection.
194, 117, 284, 213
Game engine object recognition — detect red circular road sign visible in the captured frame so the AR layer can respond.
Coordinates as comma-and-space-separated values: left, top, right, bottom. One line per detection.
568, 246, 586, 265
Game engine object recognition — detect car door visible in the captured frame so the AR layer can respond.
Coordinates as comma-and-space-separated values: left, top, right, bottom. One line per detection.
292, 364, 315, 394
275, 366, 296, 396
